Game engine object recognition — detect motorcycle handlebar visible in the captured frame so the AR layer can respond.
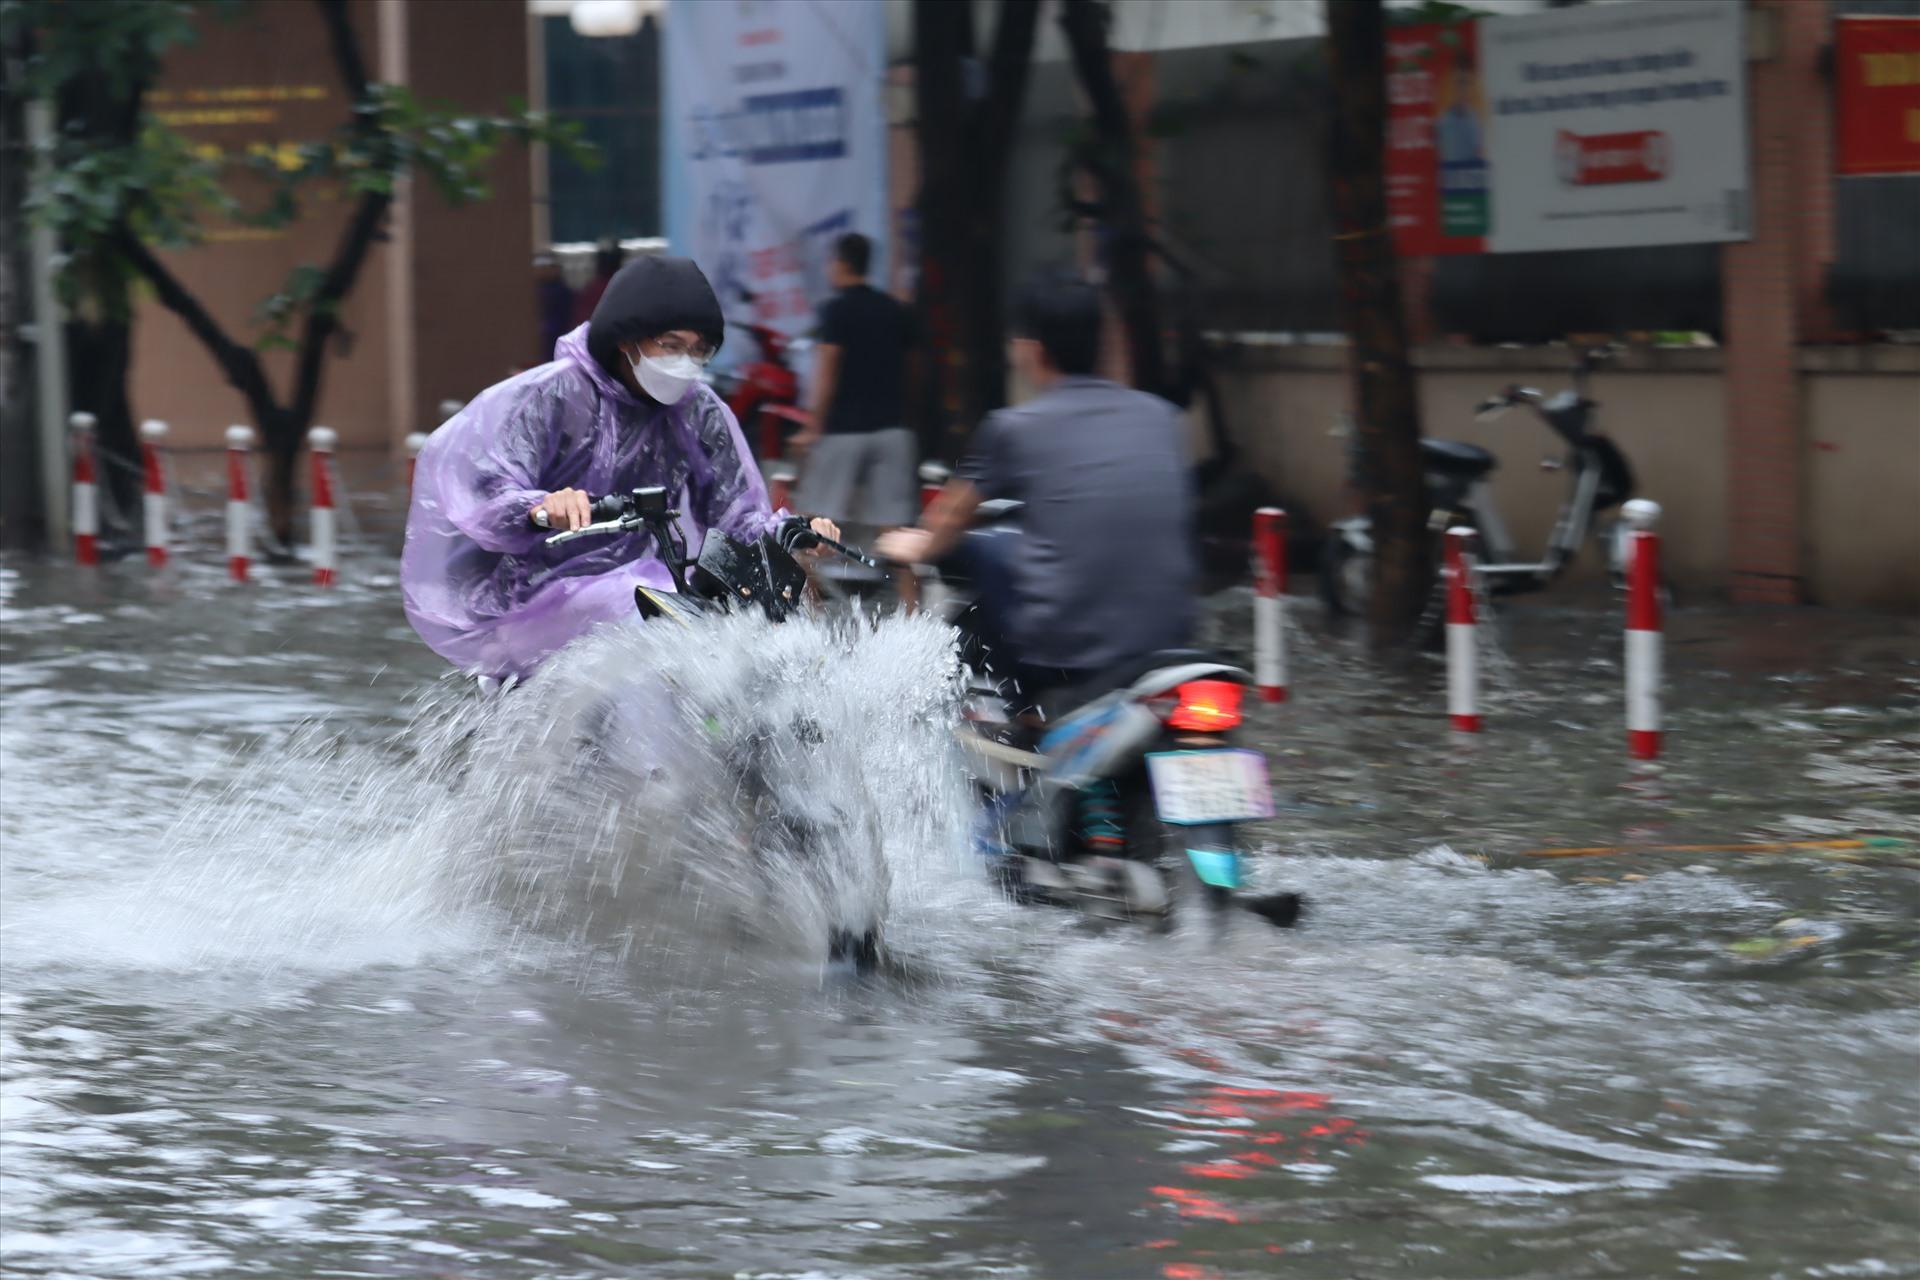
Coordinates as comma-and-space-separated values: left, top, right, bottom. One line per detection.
776, 517, 881, 569
536, 499, 880, 569
544, 517, 629, 546
1475, 384, 1549, 422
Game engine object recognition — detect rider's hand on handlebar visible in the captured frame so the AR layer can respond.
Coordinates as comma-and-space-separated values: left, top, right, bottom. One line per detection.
775, 516, 849, 560
803, 516, 840, 557
876, 527, 933, 565
531, 487, 591, 532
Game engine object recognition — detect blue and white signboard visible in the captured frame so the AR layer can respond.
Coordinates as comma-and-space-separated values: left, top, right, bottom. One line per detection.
662, 0, 890, 358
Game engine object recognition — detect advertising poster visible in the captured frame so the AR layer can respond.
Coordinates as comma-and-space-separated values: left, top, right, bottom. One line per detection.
1387, 21, 1489, 256
1835, 16, 1920, 177
661, 0, 889, 362
1478, 0, 1750, 253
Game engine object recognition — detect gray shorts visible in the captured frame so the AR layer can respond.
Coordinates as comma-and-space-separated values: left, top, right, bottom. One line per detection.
791, 427, 919, 528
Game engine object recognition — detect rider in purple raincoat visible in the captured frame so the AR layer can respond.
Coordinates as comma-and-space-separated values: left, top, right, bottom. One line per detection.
402, 256, 834, 680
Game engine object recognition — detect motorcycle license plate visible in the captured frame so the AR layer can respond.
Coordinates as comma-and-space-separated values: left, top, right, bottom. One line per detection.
1145, 750, 1274, 826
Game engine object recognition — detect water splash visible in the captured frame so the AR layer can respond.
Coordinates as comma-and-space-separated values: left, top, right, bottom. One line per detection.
434, 607, 983, 978
14, 609, 981, 987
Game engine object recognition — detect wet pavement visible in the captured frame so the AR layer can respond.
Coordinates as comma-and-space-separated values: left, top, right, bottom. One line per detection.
2, 530, 1917, 1279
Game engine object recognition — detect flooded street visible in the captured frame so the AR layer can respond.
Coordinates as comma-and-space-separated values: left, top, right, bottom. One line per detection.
3, 543, 1917, 1279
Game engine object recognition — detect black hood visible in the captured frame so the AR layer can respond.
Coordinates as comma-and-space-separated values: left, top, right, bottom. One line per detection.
586, 255, 725, 380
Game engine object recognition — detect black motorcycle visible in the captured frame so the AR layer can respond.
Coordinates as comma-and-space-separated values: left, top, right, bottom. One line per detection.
542, 487, 892, 969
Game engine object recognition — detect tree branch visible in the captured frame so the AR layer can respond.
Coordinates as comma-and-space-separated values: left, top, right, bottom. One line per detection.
291, 189, 390, 426
316, 0, 372, 104
292, 0, 390, 427
117, 230, 277, 414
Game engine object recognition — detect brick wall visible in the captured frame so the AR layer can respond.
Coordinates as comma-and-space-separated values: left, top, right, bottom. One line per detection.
1722, 0, 1836, 605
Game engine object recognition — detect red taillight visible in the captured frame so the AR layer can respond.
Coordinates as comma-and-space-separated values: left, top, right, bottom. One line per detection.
1165, 679, 1244, 732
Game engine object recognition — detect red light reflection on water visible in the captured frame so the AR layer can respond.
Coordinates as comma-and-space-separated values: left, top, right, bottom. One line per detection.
1161, 1265, 1221, 1280
1149, 1185, 1241, 1224
1142, 1078, 1372, 1265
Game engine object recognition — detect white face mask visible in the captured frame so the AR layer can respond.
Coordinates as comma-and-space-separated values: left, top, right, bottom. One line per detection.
629, 350, 701, 404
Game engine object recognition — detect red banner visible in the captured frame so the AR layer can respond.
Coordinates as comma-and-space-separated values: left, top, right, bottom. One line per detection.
1554, 129, 1671, 187
1386, 22, 1487, 256
1836, 17, 1920, 177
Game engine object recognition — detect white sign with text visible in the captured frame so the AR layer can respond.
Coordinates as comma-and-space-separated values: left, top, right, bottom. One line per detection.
1481, 0, 1750, 252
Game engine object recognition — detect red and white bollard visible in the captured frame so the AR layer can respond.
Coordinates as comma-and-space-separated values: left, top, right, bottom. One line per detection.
309, 425, 338, 587
1623, 499, 1663, 760
1445, 526, 1481, 733
139, 419, 170, 568
70, 412, 100, 566
766, 461, 797, 513
226, 425, 253, 582
405, 432, 429, 495
919, 460, 950, 514
1252, 507, 1287, 703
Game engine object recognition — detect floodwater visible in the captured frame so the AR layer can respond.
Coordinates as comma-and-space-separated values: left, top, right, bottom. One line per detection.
3, 531, 1918, 1279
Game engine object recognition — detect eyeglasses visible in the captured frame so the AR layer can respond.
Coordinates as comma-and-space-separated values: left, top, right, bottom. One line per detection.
647, 334, 716, 365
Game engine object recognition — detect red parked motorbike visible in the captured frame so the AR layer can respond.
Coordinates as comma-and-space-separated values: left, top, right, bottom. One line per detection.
713, 318, 811, 463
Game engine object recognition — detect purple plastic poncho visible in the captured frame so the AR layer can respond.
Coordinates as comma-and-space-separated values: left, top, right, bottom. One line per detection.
402, 322, 782, 679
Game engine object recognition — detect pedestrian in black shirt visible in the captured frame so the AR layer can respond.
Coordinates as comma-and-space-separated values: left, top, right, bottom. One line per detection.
791, 233, 919, 603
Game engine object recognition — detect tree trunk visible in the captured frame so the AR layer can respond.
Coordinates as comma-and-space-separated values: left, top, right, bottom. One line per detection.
50, 40, 155, 543
66, 316, 141, 528
1325, 0, 1428, 650
263, 415, 301, 553
1058, 0, 1165, 398
913, 0, 1038, 458
959, 200, 1005, 434
912, 0, 971, 459
0, 35, 43, 551
961, 0, 1040, 431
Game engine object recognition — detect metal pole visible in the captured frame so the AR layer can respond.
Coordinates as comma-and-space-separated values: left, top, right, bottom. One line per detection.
26, 98, 70, 548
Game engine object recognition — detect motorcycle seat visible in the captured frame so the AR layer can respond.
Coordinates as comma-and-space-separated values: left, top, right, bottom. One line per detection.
1421, 438, 1498, 476
1089, 648, 1236, 697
